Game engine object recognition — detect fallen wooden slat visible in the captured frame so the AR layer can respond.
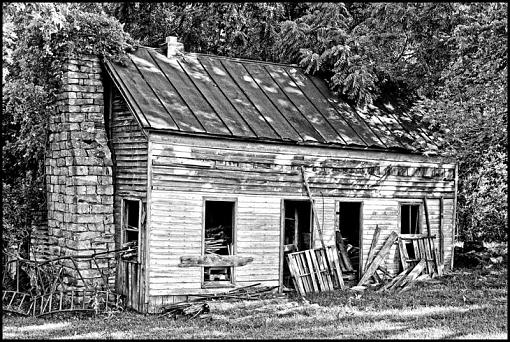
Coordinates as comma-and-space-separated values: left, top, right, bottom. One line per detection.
378, 267, 414, 292
365, 225, 382, 272
357, 231, 398, 286
398, 259, 427, 292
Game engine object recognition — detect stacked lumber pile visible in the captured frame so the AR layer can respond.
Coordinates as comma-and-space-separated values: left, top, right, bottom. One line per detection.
356, 227, 443, 293
159, 284, 278, 319
204, 225, 230, 254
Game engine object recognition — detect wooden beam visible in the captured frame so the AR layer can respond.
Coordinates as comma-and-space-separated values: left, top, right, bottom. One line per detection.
178, 254, 254, 267
439, 196, 444, 265
423, 196, 431, 236
300, 166, 326, 250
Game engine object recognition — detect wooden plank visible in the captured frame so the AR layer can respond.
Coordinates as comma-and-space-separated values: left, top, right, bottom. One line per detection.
335, 229, 354, 272
398, 259, 427, 290
286, 254, 305, 295
357, 231, 398, 286
307, 249, 326, 291
178, 255, 254, 267
423, 196, 431, 236
439, 196, 444, 265
365, 225, 382, 272
316, 249, 334, 290
397, 237, 410, 271
327, 245, 345, 290
296, 253, 312, 293
304, 250, 319, 292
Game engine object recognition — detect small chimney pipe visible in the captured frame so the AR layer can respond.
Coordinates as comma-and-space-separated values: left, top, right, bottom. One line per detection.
166, 36, 184, 58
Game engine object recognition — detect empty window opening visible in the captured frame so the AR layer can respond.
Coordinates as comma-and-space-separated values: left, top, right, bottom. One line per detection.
204, 201, 235, 285
282, 200, 312, 288
337, 202, 362, 273
122, 199, 141, 261
401, 204, 420, 234
400, 204, 421, 260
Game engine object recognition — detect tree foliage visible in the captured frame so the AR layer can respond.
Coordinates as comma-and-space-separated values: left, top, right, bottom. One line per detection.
3, 2, 507, 243
2, 3, 134, 251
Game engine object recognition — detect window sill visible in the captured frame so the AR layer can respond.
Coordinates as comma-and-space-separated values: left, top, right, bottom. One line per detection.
202, 281, 235, 289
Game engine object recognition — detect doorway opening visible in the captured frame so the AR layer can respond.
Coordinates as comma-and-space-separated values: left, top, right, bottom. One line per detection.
337, 202, 362, 273
203, 200, 235, 286
282, 200, 312, 288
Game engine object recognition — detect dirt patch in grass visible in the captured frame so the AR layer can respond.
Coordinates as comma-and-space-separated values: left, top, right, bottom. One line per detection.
2, 265, 507, 339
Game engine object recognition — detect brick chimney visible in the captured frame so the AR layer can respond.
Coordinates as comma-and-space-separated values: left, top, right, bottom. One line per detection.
166, 36, 184, 57
43, 54, 115, 289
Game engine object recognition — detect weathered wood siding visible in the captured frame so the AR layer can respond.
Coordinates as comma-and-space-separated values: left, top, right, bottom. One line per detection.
146, 133, 456, 300
109, 87, 148, 311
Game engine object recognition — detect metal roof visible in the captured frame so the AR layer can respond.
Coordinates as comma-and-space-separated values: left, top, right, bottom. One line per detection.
105, 47, 437, 153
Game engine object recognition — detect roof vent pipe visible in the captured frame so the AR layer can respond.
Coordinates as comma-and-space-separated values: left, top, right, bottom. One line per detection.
166, 36, 184, 58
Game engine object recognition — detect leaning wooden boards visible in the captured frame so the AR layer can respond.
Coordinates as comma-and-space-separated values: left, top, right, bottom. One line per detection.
286, 245, 344, 296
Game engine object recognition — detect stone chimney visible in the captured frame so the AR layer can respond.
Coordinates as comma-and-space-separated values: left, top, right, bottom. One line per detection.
166, 36, 184, 57
44, 54, 115, 289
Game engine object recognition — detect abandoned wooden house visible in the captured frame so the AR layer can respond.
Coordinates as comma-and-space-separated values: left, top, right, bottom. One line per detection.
35, 36, 457, 313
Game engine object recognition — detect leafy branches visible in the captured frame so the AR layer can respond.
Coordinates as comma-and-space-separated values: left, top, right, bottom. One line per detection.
2, 3, 134, 250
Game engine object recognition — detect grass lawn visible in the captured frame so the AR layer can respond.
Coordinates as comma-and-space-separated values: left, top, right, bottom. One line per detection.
2, 264, 507, 339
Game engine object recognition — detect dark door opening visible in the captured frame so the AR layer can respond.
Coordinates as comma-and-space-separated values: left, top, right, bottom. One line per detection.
204, 200, 235, 286
282, 200, 312, 288
337, 202, 362, 273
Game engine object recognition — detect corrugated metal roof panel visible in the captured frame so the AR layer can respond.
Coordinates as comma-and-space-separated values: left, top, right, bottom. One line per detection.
105, 47, 434, 153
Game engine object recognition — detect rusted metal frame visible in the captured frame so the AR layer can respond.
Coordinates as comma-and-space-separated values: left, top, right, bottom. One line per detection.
237, 61, 304, 141
175, 59, 235, 136
262, 64, 335, 144
69, 257, 88, 288
196, 57, 259, 138
91, 256, 110, 288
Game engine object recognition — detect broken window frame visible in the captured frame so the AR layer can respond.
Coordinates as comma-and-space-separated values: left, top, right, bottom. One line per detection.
399, 202, 422, 262
121, 198, 142, 263
202, 198, 237, 288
